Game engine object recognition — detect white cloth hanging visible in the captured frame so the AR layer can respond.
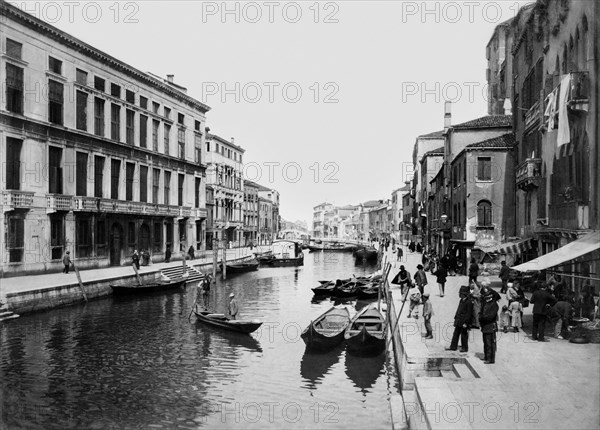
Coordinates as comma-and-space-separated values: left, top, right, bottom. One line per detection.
557, 74, 571, 146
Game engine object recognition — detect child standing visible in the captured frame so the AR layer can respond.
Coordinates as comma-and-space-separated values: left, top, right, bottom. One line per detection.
407, 284, 422, 319
509, 300, 523, 332
499, 305, 511, 333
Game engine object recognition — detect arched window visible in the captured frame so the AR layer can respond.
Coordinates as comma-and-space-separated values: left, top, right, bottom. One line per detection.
477, 200, 492, 227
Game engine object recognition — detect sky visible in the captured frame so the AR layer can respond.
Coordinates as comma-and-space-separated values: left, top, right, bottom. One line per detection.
14, 0, 532, 226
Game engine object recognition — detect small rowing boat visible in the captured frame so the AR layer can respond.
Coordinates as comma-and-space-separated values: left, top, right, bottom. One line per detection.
345, 304, 387, 356
194, 309, 262, 334
301, 307, 351, 351
110, 278, 187, 295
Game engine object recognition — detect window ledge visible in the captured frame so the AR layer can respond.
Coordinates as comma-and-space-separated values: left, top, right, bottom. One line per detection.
46, 71, 67, 82
475, 225, 495, 230
2, 54, 28, 67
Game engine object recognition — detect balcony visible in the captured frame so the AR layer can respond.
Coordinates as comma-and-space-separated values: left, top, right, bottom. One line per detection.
2, 191, 34, 212
549, 201, 589, 230
569, 71, 589, 112
179, 206, 192, 218
524, 100, 542, 131
516, 158, 542, 191
46, 194, 72, 213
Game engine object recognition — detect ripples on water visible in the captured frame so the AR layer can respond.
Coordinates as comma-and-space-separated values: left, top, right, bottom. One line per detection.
0, 252, 399, 429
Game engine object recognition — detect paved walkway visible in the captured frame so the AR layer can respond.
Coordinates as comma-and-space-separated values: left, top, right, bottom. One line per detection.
383, 246, 600, 430
0, 246, 257, 298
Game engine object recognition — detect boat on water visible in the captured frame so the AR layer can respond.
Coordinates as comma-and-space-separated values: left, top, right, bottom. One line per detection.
267, 240, 304, 267
254, 250, 275, 264
345, 304, 387, 356
353, 246, 379, 262
311, 280, 343, 296
356, 282, 381, 300
110, 278, 187, 295
194, 309, 262, 334
301, 307, 351, 351
307, 240, 356, 252
333, 280, 362, 298
226, 258, 260, 273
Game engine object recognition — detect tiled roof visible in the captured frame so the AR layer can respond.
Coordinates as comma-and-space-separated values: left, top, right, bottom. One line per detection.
417, 130, 445, 139
362, 200, 384, 207
424, 146, 444, 156
465, 133, 516, 150
452, 115, 512, 130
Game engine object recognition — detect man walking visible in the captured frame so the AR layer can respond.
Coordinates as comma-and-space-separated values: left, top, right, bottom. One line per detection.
553, 299, 572, 339
62, 251, 72, 274
414, 264, 428, 295
499, 261, 510, 293
422, 293, 434, 339
479, 290, 499, 364
468, 258, 480, 283
530, 284, 557, 341
446, 286, 473, 352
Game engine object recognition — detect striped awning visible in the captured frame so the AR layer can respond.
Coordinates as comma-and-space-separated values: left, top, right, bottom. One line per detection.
479, 238, 533, 255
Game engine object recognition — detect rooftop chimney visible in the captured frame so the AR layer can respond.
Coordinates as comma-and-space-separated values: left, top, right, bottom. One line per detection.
231, 137, 235, 144
444, 101, 452, 132
503, 98, 512, 115
166, 74, 174, 83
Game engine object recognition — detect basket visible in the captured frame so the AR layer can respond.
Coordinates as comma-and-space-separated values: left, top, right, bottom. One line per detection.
581, 320, 600, 344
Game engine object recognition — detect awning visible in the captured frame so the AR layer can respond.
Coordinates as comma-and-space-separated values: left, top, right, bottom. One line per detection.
512, 231, 600, 272
478, 238, 533, 255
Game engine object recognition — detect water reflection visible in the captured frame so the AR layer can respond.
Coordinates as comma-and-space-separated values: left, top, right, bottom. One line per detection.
192, 321, 263, 353
300, 345, 344, 390
344, 352, 386, 395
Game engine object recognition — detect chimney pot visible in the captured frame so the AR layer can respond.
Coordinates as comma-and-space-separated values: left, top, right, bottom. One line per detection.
231, 137, 235, 143
167, 74, 174, 83
444, 101, 452, 132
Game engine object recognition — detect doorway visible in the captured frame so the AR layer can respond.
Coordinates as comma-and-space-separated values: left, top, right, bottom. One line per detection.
110, 223, 123, 266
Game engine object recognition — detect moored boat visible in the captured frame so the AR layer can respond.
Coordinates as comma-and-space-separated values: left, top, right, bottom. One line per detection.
268, 240, 304, 266
332, 280, 361, 298
356, 282, 381, 300
110, 278, 187, 295
301, 307, 351, 351
194, 309, 262, 334
345, 304, 387, 355
353, 246, 379, 262
311, 279, 344, 296
226, 259, 259, 273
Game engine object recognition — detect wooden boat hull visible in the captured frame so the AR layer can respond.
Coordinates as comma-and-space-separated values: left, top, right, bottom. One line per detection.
301, 307, 351, 351
194, 310, 262, 334
311, 285, 336, 296
226, 262, 259, 273
353, 248, 379, 261
268, 256, 304, 267
345, 306, 387, 356
110, 279, 187, 295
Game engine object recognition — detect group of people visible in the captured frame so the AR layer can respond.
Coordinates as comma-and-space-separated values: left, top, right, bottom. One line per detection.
408, 241, 423, 253
194, 274, 239, 320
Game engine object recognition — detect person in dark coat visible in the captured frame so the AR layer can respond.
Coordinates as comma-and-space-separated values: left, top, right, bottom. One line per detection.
446, 286, 473, 352
499, 261, 510, 293
434, 264, 448, 297
165, 245, 172, 263
468, 258, 479, 283
414, 264, 428, 295
530, 284, 557, 341
479, 290, 499, 364
416, 243, 423, 253
132, 250, 140, 270
409, 241, 416, 253
62, 251, 72, 274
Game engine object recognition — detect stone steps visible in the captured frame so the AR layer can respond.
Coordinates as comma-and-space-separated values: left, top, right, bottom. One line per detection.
161, 265, 204, 283
0, 309, 20, 322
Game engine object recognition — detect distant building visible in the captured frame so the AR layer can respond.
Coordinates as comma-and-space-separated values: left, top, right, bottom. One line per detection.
243, 180, 259, 246
312, 202, 333, 238
205, 134, 244, 247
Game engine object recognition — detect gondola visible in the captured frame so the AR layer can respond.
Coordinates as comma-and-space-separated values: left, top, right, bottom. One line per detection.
110, 278, 187, 295
345, 304, 387, 356
194, 309, 262, 334
226, 259, 259, 273
301, 307, 351, 351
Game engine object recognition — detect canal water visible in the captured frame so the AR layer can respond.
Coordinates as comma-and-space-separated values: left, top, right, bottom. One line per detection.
0, 251, 399, 429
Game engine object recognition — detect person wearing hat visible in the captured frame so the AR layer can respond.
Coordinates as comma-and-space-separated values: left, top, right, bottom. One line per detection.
446, 285, 473, 352
499, 261, 510, 293
414, 264, 428, 295
479, 290, 500, 363
421, 293, 434, 339
228, 293, 239, 320
62, 251, 72, 274
530, 284, 557, 341
201, 274, 212, 310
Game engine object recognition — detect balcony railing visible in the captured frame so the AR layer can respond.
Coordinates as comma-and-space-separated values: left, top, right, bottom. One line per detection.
525, 100, 542, 131
2, 191, 34, 211
516, 158, 542, 190
549, 201, 589, 230
74, 196, 99, 211
46, 194, 72, 212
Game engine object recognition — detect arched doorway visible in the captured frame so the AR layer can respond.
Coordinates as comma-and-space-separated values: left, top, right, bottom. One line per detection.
110, 223, 123, 266
139, 223, 151, 252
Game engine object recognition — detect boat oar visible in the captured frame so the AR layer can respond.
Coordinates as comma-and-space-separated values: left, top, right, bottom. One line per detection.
385, 283, 411, 351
